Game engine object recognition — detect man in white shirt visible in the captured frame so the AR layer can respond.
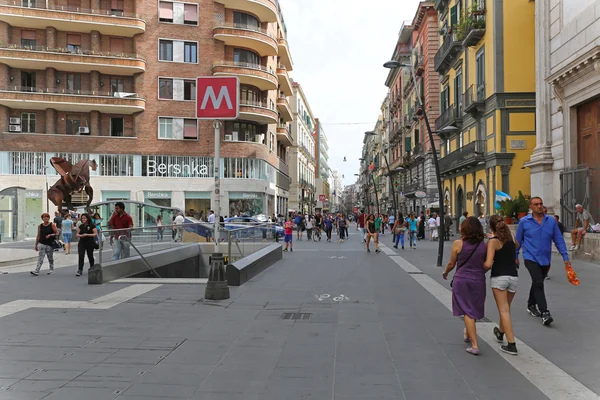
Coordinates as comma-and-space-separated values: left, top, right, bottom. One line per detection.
427, 215, 438, 241
207, 210, 215, 224
174, 212, 185, 242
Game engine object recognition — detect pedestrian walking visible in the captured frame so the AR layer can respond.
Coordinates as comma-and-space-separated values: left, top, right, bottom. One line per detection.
388, 213, 395, 241
53, 211, 63, 243
306, 215, 314, 240
374, 214, 382, 237
418, 211, 426, 240
392, 214, 406, 250
76, 213, 97, 276
324, 214, 333, 242
31, 213, 58, 276
61, 213, 74, 255
174, 212, 185, 242
428, 214, 438, 241
365, 214, 380, 253
484, 215, 519, 355
108, 202, 133, 260
407, 213, 418, 249
338, 214, 347, 242
156, 215, 164, 241
515, 196, 570, 326
283, 217, 294, 252
442, 216, 487, 355
92, 212, 103, 245
357, 211, 366, 242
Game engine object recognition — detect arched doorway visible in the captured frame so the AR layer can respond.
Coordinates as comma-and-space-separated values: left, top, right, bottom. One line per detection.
456, 186, 464, 232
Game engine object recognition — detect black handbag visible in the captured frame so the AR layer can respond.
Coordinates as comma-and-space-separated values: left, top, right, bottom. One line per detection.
51, 239, 62, 250
450, 242, 481, 288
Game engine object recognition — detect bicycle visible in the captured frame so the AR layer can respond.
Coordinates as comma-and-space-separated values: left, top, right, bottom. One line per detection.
313, 226, 322, 242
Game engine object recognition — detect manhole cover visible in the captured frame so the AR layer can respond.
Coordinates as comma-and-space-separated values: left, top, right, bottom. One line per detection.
281, 313, 311, 320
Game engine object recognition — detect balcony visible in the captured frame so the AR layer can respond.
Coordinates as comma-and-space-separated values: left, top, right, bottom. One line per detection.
0, 86, 145, 114
212, 61, 278, 91
0, 45, 145, 75
434, 33, 462, 74
414, 55, 425, 77
215, 0, 277, 22
300, 143, 315, 163
277, 65, 292, 96
213, 22, 278, 57
403, 180, 422, 196
276, 96, 292, 122
238, 99, 278, 125
457, 10, 486, 47
439, 140, 486, 174
435, 104, 463, 131
463, 84, 486, 115
0, 0, 145, 36
3, 126, 136, 137
276, 124, 293, 147
278, 36, 293, 71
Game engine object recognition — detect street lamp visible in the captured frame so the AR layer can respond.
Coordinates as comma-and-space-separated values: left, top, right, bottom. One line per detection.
384, 59, 447, 267
365, 130, 398, 220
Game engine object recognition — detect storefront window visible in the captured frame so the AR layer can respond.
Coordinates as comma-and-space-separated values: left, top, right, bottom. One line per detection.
144, 192, 172, 226
229, 192, 263, 217
24, 191, 42, 239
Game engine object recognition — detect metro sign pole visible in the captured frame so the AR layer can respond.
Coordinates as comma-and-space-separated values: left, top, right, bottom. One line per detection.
197, 76, 239, 300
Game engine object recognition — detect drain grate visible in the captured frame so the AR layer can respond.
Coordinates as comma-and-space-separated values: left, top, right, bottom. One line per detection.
407, 272, 425, 275
281, 312, 312, 320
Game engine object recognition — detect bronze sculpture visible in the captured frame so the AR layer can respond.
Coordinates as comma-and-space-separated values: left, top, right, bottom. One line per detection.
48, 157, 97, 215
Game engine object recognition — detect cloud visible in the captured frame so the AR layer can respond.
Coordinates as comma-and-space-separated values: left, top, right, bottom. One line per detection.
279, 0, 422, 186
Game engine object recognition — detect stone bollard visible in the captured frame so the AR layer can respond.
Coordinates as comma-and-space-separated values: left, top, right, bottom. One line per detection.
88, 264, 103, 284
204, 253, 230, 300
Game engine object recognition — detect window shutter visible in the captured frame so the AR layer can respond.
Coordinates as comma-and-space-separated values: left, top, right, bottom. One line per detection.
184, 120, 197, 138
184, 4, 197, 22
404, 137, 412, 152
67, 34, 81, 45
111, 0, 123, 10
450, 5, 457, 27
21, 30, 36, 40
110, 38, 124, 53
159, 1, 173, 19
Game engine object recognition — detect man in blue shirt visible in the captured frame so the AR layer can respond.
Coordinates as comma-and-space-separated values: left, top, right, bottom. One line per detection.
515, 196, 571, 326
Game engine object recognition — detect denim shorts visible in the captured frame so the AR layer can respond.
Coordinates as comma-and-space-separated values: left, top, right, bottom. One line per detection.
491, 276, 518, 292
62, 233, 72, 244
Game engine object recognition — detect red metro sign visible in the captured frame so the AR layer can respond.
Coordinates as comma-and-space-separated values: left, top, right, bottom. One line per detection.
196, 76, 240, 120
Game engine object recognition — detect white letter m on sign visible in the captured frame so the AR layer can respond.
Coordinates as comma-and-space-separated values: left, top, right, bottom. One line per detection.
201, 86, 233, 110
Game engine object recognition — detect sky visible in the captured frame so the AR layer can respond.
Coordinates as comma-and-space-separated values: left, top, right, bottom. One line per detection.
278, 0, 423, 187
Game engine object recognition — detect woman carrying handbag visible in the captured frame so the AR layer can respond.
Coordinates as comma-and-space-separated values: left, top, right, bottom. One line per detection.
31, 213, 58, 276
76, 213, 98, 277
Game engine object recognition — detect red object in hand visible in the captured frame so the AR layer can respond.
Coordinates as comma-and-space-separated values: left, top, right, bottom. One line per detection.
566, 264, 580, 286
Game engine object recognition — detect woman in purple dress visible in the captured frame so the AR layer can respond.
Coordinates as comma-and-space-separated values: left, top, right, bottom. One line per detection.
442, 216, 487, 355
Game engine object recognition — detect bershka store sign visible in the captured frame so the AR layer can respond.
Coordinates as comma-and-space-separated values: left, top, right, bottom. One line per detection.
143, 157, 211, 178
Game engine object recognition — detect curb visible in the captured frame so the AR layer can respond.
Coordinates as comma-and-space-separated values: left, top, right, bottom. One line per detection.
0, 257, 39, 267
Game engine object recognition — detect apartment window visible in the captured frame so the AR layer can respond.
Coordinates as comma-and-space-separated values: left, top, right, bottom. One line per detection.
110, 78, 124, 95
233, 48, 259, 66
184, 42, 197, 63
270, 132, 275, 153
159, 40, 173, 61
111, 0, 124, 15
21, 0, 35, 8
66, 34, 81, 53
233, 11, 259, 29
159, 78, 173, 99
111, 117, 124, 137
66, 115, 81, 135
21, 71, 35, 91
184, 80, 196, 100
159, 117, 173, 138
459, 133, 464, 149
66, 74, 81, 94
184, 4, 198, 25
20, 113, 35, 133
224, 121, 261, 143
476, 49, 485, 100
110, 38, 124, 54
20, 30, 36, 47
455, 69, 463, 112
183, 119, 197, 139
240, 85, 261, 105
158, 2, 173, 22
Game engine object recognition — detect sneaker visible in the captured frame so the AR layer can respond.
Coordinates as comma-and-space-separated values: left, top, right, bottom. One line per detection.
393, 246, 398, 249
283, 248, 288, 252
541, 311, 553, 326
466, 346, 480, 356
290, 249, 293, 252
501, 342, 518, 355
367, 248, 371, 253
402, 246, 404, 250
574, 245, 580, 250
375, 249, 380, 253
30, 271, 39, 276
568, 245, 576, 251
527, 305, 541, 318
47, 270, 54, 275
493, 327, 505, 343
75, 271, 82, 277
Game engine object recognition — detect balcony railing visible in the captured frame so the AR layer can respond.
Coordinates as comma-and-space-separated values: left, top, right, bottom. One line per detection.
4, 127, 136, 137
0, 43, 145, 61
439, 140, 486, 174
434, 33, 462, 73
403, 180, 422, 194
0, 0, 142, 18
215, 22, 276, 38
1, 86, 144, 99
435, 104, 463, 131
463, 84, 486, 115
213, 60, 272, 73
457, 9, 486, 47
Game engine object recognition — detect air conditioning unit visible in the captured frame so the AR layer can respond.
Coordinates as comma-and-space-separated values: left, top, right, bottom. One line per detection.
224, 134, 232, 141
9, 117, 20, 125
9, 125, 21, 132
78, 127, 90, 134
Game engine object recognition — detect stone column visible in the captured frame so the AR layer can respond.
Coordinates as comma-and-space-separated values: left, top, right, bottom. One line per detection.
91, 30, 101, 53
46, 27, 56, 49
0, 105, 9, 132
46, 109, 56, 134
90, 70, 100, 94
45, 67, 56, 91
90, 110, 100, 136
526, 0, 555, 202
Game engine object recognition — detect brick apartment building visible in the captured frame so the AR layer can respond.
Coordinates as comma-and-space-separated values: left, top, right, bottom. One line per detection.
0, 0, 294, 239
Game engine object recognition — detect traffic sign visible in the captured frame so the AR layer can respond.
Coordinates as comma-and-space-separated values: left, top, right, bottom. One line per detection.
196, 76, 239, 120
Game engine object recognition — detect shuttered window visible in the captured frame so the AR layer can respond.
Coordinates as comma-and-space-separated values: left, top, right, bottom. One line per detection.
184, 4, 197, 25
184, 119, 197, 139
159, 1, 173, 22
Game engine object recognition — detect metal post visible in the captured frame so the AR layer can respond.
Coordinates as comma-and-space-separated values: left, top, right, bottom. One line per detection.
370, 174, 380, 215
382, 153, 398, 219
410, 66, 444, 267
205, 120, 230, 300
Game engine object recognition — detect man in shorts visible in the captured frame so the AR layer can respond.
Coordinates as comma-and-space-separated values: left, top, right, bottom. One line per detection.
570, 204, 594, 250
283, 217, 294, 252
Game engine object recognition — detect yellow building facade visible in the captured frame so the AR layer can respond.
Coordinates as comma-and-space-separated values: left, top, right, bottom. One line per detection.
433, 0, 535, 222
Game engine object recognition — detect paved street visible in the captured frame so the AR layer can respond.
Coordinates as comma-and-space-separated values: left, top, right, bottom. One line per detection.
0, 230, 598, 399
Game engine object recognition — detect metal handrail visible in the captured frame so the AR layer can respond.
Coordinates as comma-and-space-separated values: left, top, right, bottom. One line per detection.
118, 235, 162, 278
0, 0, 143, 19
1, 86, 145, 99
213, 60, 274, 74
214, 22, 276, 38
0, 43, 145, 60
226, 222, 280, 263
